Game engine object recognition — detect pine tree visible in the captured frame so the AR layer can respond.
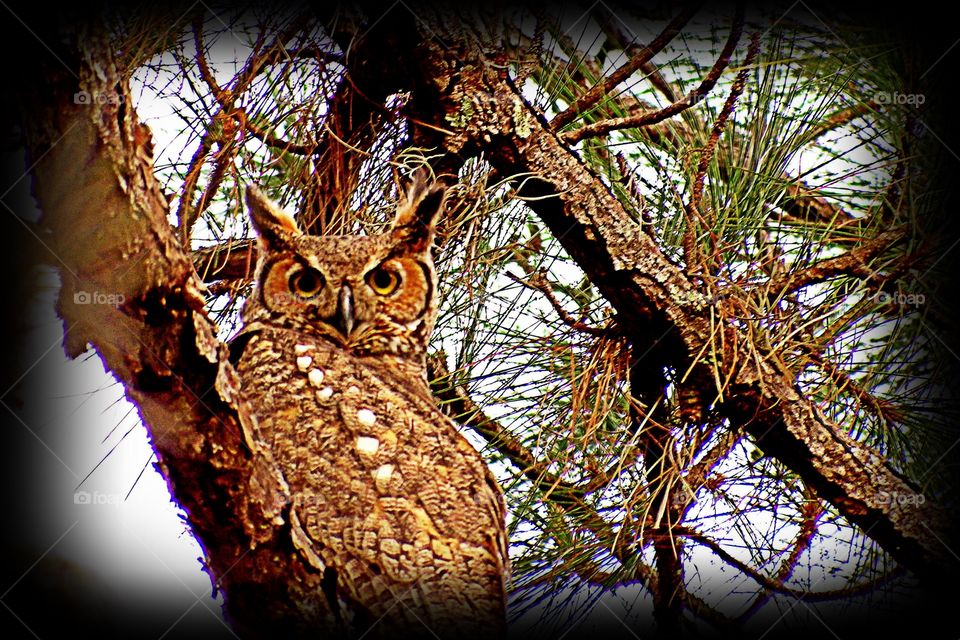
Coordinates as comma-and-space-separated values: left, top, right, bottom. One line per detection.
9, 5, 957, 638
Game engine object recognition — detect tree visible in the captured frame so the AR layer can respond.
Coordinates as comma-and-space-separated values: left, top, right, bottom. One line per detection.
6, 4, 958, 639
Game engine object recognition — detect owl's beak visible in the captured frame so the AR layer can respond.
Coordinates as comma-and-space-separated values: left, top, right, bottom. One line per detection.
335, 284, 355, 337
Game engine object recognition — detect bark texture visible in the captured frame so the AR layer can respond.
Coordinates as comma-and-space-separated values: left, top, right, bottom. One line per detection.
403, 11, 947, 582
22, 25, 334, 640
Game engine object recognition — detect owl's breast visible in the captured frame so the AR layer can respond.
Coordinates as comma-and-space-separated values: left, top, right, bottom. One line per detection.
234, 327, 504, 548
233, 326, 507, 630
237, 329, 408, 478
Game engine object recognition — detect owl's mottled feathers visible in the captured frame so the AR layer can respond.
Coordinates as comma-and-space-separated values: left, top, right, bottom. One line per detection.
230, 173, 508, 638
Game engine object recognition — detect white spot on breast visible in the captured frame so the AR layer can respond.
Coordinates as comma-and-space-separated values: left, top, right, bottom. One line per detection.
356, 436, 379, 456
294, 344, 311, 355
346, 385, 360, 396
357, 409, 377, 427
374, 464, 394, 491
308, 368, 325, 387
316, 386, 334, 401
296, 355, 312, 371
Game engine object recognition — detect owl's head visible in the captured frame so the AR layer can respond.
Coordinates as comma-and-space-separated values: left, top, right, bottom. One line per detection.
241, 172, 445, 363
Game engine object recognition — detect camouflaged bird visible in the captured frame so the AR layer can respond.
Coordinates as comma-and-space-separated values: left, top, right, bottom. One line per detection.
229, 171, 508, 638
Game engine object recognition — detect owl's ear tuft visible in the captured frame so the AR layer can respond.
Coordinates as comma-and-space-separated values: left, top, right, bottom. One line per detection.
246, 185, 300, 247
391, 168, 446, 253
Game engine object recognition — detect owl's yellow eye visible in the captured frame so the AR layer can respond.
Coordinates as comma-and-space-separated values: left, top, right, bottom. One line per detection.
289, 268, 324, 299
368, 266, 401, 295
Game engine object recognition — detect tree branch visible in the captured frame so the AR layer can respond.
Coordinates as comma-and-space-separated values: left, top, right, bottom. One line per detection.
192, 240, 255, 282
767, 228, 904, 298
411, 9, 948, 583
684, 31, 761, 275
550, 5, 700, 130
24, 26, 331, 639
426, 353, 586, 503
505, 269, 616, 338
677, 527, 904, 600
560, 6, 745, 145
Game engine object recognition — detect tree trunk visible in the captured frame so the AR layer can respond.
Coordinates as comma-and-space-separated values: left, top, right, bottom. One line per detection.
20, 23, 347, 640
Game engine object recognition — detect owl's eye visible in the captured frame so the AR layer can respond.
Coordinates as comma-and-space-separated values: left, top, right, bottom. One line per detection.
368, 266, 401, 295
289, 268, 325, 299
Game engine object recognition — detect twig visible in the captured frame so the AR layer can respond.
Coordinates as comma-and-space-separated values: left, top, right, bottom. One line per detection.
179, 13, 315, 244
684, 30, 761, 275
551, 5, 700, 130
798, 347, 906, 431
426, 354, 584, 501
689, 29, 760, 219
175, 129, 215, 245
176, 15, 234, 246
426, 353, 657, 590
561, 6, 745, 145
737, 486, 824, 621
778, 182, 856, 224
506, 270, 616, 337
678, 527, 904, 600
767, 229, 904, 298
683, 427, 740, 499
804, 100, 879, 145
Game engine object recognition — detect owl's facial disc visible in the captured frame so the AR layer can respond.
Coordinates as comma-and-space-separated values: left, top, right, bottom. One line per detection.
254, 234, 434, 358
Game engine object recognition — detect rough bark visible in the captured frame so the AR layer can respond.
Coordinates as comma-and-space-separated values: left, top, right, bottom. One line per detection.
406, 10, 947, 583
20, 26, 346, 640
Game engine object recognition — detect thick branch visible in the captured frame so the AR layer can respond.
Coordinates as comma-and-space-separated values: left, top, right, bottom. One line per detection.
192, 240, 255, 282
23, 28, 327, 640
411, 10, 947, 583
629, 343, 684, 630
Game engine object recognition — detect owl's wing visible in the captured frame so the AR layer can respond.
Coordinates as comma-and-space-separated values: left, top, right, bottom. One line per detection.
289, 358, 506, 636
226, 322, 266, 366
237, 330, 507, 637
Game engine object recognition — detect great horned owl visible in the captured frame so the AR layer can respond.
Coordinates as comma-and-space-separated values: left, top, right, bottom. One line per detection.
230, 171, 508, 638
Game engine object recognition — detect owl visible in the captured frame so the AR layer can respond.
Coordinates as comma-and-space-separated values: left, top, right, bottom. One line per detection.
229, 171, 508, 638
